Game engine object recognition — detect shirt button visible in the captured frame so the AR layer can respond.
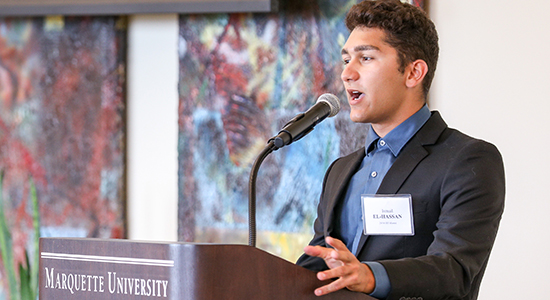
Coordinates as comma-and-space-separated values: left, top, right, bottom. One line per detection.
379, 140, 386, 146
371, 171, 378, 178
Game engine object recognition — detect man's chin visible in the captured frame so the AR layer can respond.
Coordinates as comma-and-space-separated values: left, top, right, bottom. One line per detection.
349, 112, 370, 124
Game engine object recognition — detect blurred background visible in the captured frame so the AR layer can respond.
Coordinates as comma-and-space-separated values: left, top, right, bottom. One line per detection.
1, 0, 549, 299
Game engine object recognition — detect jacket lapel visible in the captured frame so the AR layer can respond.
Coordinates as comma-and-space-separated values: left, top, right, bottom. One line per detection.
354, 111, 447, 254
377, 111, 446, 194
324, 148, 365, 236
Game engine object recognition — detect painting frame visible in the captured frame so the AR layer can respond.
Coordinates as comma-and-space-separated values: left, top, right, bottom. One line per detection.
0, 0, 278, 16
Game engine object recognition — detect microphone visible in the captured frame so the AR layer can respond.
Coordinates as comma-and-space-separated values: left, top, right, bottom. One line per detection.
269, 93, 341, 149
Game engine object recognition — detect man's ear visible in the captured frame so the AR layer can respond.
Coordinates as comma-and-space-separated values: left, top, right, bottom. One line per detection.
405, 59, 428, 89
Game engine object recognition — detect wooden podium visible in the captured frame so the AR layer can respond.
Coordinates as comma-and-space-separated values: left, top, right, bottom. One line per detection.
39, 238, 374, 300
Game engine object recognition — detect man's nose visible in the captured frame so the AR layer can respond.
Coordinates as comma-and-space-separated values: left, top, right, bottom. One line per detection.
341, 62, 359, 82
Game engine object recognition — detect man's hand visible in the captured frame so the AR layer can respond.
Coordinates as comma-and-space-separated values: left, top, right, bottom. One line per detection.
303, 236, 376, 296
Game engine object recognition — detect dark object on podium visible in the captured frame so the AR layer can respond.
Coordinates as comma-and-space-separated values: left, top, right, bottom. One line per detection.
39, 238, 374, 300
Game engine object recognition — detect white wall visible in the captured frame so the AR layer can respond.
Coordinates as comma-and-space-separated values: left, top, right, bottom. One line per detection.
127, 1, 550, 297
430, 1, 550, 298
127, 14, 179, 242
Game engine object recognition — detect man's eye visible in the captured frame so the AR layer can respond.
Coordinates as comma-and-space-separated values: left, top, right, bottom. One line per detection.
362, 56, 372, 61
342, 58, 350, 65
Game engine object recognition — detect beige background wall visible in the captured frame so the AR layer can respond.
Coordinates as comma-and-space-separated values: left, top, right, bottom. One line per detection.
127, 1, 550, 298
430, 1, 550, 298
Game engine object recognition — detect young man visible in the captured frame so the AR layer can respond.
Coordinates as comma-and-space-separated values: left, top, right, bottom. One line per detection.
296, 1, 505, 299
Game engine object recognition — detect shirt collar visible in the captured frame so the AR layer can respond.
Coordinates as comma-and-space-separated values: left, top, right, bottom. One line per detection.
364, 104, 431, 157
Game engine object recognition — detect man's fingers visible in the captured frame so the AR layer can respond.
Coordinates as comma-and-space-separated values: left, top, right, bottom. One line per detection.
325, 237, 357, 263
317, 264, 348, 281
304, 237, 349, 258
304, 245, 333, 259
305, 237, 375, 296
314, 278, 348, 297
325, 236, 347, 251
315, 272, 364, 297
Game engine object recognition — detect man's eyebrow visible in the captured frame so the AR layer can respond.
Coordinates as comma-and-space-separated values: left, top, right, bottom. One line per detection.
341, 45, 381, 55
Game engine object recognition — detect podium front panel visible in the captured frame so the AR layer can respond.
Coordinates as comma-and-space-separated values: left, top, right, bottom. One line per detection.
39, 238, 374, 300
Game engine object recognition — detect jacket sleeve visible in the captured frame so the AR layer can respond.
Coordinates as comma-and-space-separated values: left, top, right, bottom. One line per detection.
381, 139, 505, 300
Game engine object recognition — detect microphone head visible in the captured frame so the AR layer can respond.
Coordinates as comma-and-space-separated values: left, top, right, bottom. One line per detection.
316, 93, 341, 117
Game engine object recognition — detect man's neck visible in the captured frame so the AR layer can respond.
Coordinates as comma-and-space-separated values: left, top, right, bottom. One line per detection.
371, 101, 426, 137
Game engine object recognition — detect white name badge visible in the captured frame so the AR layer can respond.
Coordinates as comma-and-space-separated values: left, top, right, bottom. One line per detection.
361, 194, 414, 235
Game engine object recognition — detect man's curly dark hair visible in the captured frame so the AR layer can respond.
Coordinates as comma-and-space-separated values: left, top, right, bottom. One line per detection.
345, 0, 439, 97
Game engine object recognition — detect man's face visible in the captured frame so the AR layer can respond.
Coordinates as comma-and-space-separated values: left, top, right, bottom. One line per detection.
341, 27, 410, 127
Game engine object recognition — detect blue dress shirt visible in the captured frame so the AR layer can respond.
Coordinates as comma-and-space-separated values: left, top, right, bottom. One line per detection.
334, 105, 431, 299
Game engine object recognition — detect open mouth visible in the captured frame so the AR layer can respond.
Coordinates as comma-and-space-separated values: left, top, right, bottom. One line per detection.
348, 90, 364, 101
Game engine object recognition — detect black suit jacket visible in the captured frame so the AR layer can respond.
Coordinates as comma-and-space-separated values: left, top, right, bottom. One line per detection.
297, 111, 505, 300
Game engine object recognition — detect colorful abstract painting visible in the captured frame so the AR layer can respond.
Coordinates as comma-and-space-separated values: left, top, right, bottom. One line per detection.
178, 0, 425, 261
177, 0, 368, 261
0, 16, 126, 298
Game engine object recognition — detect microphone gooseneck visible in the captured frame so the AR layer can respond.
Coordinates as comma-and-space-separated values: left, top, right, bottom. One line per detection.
248, 140, 276, 247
